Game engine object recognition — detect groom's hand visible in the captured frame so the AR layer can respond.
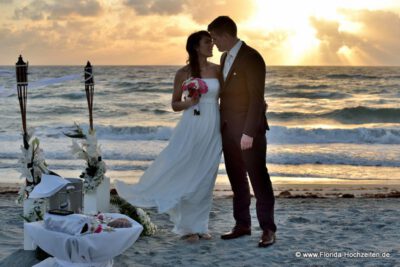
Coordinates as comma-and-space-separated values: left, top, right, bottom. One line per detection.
241, 134, 253, 150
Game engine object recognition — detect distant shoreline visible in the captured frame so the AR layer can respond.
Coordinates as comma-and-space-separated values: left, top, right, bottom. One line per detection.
1, 65, 400, 67
2, 182, 399, 199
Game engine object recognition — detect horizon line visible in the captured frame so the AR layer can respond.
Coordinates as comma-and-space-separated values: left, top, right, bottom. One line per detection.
0, 64, 399, 67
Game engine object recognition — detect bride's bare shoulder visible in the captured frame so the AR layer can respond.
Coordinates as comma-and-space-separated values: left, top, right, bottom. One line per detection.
176, 65, 190, 78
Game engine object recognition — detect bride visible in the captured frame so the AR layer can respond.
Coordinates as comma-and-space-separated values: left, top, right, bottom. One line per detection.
115, 31, 222, 242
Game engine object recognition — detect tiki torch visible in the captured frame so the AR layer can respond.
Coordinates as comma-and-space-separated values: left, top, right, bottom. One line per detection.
84, 61, 94, 132
16, 55, 29, 149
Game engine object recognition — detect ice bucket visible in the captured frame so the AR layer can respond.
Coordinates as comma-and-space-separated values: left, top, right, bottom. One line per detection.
49, 178, 83, 213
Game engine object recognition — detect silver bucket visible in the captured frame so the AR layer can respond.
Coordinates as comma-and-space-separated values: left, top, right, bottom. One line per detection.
49, 178, 83, 213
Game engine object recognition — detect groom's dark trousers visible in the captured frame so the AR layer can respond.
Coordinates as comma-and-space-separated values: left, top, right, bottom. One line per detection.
219, 42, 276, 233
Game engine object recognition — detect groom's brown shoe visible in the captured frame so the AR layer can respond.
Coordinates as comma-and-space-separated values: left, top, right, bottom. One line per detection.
221, 225, 251, 240
258, 229, 276, 247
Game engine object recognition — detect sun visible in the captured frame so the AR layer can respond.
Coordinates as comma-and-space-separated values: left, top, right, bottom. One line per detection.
244, 0, 368, 65
244, 0, 323, 64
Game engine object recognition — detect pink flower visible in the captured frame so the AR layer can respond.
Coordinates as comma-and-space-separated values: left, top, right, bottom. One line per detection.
197, 79, 208, 94
181, 78, 208, 95
97, 213, 104, 221
181, 77, 208, 116
94, 224, 102, 233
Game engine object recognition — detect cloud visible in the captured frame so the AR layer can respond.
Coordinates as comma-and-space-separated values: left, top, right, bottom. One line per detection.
310, 9, 400, 65
344, 9, 400, 47
0, 0, 13, 4
0, 18, 104, 55
0, 11, 194, 65
243, 30, 289, 48
124, 0, 185, 15
241, 29, 293, 65
14, 0, 48, 20
14, 0, 103, 20
185, 0, 255, 24
123, 0, 255, 24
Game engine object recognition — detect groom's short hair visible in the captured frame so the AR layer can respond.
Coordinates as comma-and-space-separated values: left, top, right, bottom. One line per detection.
207, 16, 237, 37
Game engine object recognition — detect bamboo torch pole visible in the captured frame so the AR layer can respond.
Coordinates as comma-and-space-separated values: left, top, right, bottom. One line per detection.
84, 61, 94, 133
16, 55, 29, 149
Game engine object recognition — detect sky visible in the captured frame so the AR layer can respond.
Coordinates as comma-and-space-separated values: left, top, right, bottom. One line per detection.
0, 0, 399, 66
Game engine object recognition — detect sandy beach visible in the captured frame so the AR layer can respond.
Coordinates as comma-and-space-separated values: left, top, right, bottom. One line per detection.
0, 183, 399, 267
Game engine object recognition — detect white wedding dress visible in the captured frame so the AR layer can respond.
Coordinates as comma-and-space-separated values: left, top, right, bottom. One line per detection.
115, 78, 222, 235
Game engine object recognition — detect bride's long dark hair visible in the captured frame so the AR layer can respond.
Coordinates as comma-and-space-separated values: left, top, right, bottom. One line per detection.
186, 31, 211, 78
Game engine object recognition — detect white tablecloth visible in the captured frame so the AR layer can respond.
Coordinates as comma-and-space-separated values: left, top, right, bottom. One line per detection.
26, 213, 143, 267
29, 174, 70, 199
44, 213, 91, 236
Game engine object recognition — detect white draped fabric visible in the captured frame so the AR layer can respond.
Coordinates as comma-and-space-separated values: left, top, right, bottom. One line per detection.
44, 213, 91, 236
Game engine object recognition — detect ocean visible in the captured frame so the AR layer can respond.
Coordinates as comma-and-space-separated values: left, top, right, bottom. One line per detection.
0, 66, 399, 188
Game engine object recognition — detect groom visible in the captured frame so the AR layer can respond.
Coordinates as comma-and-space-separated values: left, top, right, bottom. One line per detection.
208, 16, 276, 247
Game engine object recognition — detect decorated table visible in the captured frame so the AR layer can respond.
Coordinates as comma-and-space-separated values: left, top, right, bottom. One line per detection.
26, 213, 143, 267
10, 57, 156, 265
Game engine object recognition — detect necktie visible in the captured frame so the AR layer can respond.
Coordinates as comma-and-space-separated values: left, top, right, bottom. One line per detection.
223, 54, 233, 80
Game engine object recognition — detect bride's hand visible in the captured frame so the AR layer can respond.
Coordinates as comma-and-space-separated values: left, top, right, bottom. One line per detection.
190, 96, 200, 105
184, 96, 199, 108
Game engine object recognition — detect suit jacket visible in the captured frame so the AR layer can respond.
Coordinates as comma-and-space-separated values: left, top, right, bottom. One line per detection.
219, 42, 269, 138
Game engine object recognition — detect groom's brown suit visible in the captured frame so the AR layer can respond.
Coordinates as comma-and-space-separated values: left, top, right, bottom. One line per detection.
219, 42, 276, 233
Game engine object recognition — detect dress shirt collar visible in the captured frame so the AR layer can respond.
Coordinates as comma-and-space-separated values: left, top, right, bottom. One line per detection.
227, 39, 243, 59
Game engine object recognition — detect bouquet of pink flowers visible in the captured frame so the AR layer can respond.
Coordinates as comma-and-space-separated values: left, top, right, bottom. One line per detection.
181, 77, 208, 115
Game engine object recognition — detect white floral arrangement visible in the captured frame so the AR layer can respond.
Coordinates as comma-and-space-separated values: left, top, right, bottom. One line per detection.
136, 207, 157, 235
110, 194, 157, 236
16, 129, 49, 222
65, 123, 107, 193
86, 213, 114, 234
21, 199, 47, 222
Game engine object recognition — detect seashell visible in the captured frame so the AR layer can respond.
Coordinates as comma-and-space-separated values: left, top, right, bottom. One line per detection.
107, 218, 132, 228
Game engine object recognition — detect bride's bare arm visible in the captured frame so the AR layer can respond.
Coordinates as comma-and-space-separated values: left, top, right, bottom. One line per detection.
171, 68, 199, 112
